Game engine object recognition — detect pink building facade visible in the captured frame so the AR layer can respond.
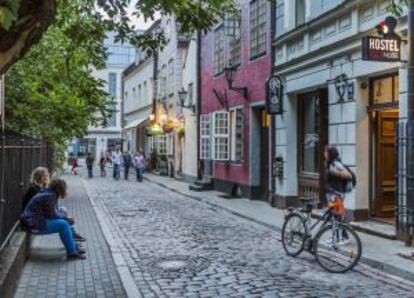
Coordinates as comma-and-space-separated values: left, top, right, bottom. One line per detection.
200, 0, 272, 200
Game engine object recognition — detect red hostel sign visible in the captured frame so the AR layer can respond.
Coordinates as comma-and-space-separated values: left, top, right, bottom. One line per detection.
362, 36, 401, 62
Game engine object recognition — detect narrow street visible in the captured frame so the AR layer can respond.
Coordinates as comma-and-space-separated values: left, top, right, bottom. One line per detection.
80, 171, 414, 297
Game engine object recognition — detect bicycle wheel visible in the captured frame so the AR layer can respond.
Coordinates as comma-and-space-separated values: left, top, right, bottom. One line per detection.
314, 223, 362, 273
281, 213, 308, 257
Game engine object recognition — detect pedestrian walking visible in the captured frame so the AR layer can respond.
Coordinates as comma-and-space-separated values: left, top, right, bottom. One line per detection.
99, 153, 107, 177
71, 157, 80, 175
85, 153, 94, 178
21, 178, 86, 260
133, 151, 146, 182
111, 147, 122, 180
123, 151, 132, 180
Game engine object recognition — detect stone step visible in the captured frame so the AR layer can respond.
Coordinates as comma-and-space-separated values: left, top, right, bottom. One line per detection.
194, 179, 213, 187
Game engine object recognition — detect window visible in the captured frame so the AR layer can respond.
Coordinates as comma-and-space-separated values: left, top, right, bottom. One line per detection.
106, 45, 136, 66
250, 0, 267, 59
108, 100, 117, 127
310, 0, 341, 18
228, 14, 242, 66
230, 108, 244, 162
212, 111, 229, 160
108, 73, 117, 98
143, 81, 148, 103
188, 83, 194, 106
372, 75, 399, 104
138, 84, 142, 103
160, 66, 167, 99
296, 0, 305, 26
168, 59, 175, 95
301, 96, 320, 173
214, 26, 226, 75
275, 0, 285, 37
200, 115, 211, 160
149, 135, 173, 155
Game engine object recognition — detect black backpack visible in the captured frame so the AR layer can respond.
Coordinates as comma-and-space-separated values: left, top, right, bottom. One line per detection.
343, 165, 356, 193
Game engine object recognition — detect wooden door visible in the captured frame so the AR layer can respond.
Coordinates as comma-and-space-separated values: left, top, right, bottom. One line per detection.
375, 110, 398, 218
259, 109, 270, 200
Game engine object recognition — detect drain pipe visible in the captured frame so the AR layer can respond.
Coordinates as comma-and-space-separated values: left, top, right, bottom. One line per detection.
196, 30, 202, 181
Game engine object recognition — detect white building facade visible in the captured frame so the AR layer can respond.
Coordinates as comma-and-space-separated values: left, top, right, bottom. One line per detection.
272, 0, 410, 237
122, 54, 154, 154
155, 15, 198, 180
70, 32, 136, 159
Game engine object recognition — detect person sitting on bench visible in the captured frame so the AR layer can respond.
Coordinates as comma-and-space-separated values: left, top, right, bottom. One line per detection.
21, 178, 86, 260
22, 167, 86, 242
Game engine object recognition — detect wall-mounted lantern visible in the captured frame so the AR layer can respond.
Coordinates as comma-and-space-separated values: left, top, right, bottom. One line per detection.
178, 88, 196, 113
224, 64, 249, 99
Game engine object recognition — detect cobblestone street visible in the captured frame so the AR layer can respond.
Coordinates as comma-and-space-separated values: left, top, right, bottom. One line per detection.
83, 172, 414, 298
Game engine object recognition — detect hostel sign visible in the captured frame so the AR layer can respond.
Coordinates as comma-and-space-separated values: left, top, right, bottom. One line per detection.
362, 16, 401, 62
362, 36, 401, 62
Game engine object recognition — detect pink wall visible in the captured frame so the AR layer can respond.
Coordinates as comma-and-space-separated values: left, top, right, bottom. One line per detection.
200, 0, 272, 186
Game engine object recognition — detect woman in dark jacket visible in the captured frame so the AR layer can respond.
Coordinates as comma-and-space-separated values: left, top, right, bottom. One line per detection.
21, 167, 50, 212
21, 178, 85, 260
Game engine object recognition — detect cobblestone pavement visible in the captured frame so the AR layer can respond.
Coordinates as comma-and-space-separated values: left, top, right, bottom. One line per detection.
83, 173, 414, 298
14, 175, 126, 298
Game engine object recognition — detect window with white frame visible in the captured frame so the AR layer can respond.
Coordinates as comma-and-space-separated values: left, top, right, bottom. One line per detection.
160, 65, 167, 99
200, 114, 211, 160
188, 83, 194, 106
214, 25, 226, 75
230, 108, 244, 162
149, 135, 172, 155
310, 0, 341, 18
212, 111, 229, 160
168, 59, 174, 95
250, 0, 267, 59
138, 85, 142, 103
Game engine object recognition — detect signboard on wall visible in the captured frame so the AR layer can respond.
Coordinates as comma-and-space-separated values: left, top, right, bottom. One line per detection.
362, 36, 401, 62
266, 75, 283, 115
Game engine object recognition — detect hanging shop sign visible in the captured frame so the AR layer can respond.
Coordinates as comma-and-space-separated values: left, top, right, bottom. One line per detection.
362, 36, 401, 62
266, 75, 283, 115
362, 16, 401, 62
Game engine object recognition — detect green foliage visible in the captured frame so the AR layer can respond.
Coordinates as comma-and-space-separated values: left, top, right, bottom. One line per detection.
387, 0, 412, 16
0, 0, 21, 30
5, 0, 110, 169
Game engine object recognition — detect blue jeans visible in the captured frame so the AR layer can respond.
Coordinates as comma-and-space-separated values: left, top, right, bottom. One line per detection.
136, 168, 143, 182
37, 219, 77, 255
87, 166, 93, 178
113, 164, 120, 180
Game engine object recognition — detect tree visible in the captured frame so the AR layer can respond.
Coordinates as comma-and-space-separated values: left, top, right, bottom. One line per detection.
388, 0, 413, 15
0, 0, 236, 74
4, 0, 110, 167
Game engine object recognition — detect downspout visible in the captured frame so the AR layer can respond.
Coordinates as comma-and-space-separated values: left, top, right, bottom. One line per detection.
196, 30, 202, 180
269, 0, 276, 204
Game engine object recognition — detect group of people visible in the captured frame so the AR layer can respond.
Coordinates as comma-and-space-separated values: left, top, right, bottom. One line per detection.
84, 147, 146, 182
20, 167, 86, 260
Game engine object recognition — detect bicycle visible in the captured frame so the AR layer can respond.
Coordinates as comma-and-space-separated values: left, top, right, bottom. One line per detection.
281, 194, 362, 273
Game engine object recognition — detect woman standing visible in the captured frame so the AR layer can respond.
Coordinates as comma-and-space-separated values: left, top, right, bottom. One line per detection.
21, 178, 86, 260
324, 145, 352, 243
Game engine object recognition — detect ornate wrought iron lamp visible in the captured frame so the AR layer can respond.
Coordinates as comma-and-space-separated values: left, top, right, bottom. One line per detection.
224, 64, 248, 99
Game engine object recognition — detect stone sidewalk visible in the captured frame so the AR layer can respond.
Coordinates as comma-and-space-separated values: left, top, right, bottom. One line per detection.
145, 173, 414, 282
14, 175, 126, 298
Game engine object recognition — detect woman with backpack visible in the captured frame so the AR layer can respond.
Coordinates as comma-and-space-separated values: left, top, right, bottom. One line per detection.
324, 145, 354, 244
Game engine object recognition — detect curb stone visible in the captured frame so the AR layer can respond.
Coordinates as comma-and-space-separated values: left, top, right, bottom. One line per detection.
82, 178, 142, 298
145, 176, 414, 286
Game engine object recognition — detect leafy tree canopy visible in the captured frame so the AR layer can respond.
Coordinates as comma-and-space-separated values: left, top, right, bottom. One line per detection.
0, 0, 236, 74
5, 0, 110, 161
